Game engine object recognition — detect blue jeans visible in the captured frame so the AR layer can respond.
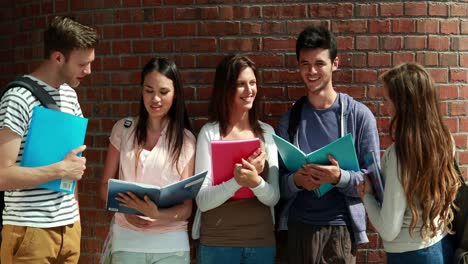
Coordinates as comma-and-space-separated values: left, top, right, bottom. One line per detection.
197, 244, 276, 264
387, 235, 455, 264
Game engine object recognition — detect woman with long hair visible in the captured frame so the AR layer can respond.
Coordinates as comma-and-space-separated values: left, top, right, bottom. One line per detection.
99, 57, 195, 264
192, 54, 280, 263
357, 62, 460, 263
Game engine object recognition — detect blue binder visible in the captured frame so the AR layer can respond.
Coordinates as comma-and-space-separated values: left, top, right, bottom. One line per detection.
106, 170, 208, 215
273, 133, 360, 197
20, 106, 88, 194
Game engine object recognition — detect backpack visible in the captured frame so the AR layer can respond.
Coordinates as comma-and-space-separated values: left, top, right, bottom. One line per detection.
0, 76, 59, 234
453, 161, 468, 264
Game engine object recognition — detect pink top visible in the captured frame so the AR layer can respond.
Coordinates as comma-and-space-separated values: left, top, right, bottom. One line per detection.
110, 118, 196, 233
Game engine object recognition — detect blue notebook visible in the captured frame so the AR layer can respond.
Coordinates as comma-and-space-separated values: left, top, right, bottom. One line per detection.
273, 133, 360, 197
365, 151, 384, 204
107, 170, 208, 215
20, 106, 88, 194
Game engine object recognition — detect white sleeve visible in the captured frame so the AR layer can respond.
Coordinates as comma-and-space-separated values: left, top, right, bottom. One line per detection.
362, 147, 406, 241
250, 124, 280, 207
195, 125, 241, 212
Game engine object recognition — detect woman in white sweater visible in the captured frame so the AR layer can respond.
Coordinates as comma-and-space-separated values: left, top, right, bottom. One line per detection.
192, 54, 280, 263
357, 63, 460, 263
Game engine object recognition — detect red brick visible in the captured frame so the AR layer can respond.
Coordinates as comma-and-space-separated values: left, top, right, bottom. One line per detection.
220, 38, 260, 51
335, 85, 366, 99
142, 0, 162, 5
404, 2, 427, 16
381, 36, 403, 50
451, 4, 468, 17
262, 21, 287, 34
334, 70, 353, 83
200, 7, 218, 19
416, 52, 438, 66
462, 21, 468, 34
153, 39, 173, 52
186, 101, 210, 116
174, 7, 204, 20
287, 21, 326, 35
380, 3, 403, 16
453, 134, 468, 149
440, 20, 459, 34
427, 68, 449, 83
262, 69, 301, 84
264, 102, 290, 116
174, 38, 216, 52
356, 36, 379, 50
428, 36, 450, 51
122, 24, 141, 38
369, 20, 391, 33
336, 36, 354, 51
339, 53, 367, 68
367, 249, 387, 263
309, 4, 353, 18
368, 85, 384, 99
461, 54, 468, 67
142, 24, 162, 37
461, 117, 468, 132
199, 22, 239, 36
332, 20, 367, 33
452, 37, 468, 51
260, 86, 285, 100
154, 7, 174, 20
219, 6, 261, 19
393, 52, 416, 65
450, 102, 468, 116
417, 19, 439, 33
241, 22, 262, 35
132, 40, 152, 53
368, 53, 392, 67
429, 3, 448, 17
451, 69, 468, 83
263, 5, 308, 19
197, 54, 225, 68
393, 19, 416, 33
356, 4, 378, 17
354, 69, 378, 83
444, 118, 458, 133
246, 54, 284, 68
439, 85, 459, 99
112, 41, 131, 54
440, 53, 458, 66
404, 36, 427, 49
164, 23, 196, 37
263, 37, 296, 51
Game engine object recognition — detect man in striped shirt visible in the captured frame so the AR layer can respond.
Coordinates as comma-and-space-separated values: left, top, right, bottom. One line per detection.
0, 16, 98, 263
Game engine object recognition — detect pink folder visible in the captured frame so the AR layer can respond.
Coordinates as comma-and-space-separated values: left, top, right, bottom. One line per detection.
211, 138, 261, 200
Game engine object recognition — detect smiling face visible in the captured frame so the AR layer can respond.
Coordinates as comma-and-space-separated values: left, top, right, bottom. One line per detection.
58, 48, 95, 88
232, 67, 257, 113
298, 48, 338, 96
142, 70, 175, 121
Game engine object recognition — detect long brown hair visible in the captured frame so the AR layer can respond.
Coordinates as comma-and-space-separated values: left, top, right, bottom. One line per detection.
209, 54, 264, 138
381, 63, 460, 239
135, 58, 193, 171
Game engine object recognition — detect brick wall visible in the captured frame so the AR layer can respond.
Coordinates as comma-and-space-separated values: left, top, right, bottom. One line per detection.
0, 1, 467, 263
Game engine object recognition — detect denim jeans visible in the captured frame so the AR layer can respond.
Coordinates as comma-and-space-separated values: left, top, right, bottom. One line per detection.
197, 244, 276, 264
386, 235, 455, 264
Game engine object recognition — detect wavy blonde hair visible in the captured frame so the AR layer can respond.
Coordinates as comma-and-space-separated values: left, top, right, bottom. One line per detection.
381, 63, 461, 239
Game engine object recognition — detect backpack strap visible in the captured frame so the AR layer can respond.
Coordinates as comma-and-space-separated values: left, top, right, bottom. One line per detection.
118, 117, 133, 180
287, 96, 308, 143
2, 76, 59, 111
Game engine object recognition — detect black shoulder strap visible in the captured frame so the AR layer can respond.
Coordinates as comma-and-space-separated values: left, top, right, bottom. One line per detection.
2, 76, 59, 111
287, 96, 308, 143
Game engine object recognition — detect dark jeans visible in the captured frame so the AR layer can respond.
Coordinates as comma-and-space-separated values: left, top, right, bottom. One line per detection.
287, 222, 356, 264
386, 235, 455, 264
197, 244, 276, 264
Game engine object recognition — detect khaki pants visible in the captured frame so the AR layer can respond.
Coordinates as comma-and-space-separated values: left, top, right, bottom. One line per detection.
1, 222, 81, 264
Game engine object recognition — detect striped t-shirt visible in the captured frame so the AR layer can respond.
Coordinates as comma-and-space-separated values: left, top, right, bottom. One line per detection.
0, 75, 81, 228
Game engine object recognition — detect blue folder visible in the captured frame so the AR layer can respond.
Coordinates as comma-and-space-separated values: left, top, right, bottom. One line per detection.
273, 133, 360, 197
106, 170, 208, 215
20, 106, 88, 194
